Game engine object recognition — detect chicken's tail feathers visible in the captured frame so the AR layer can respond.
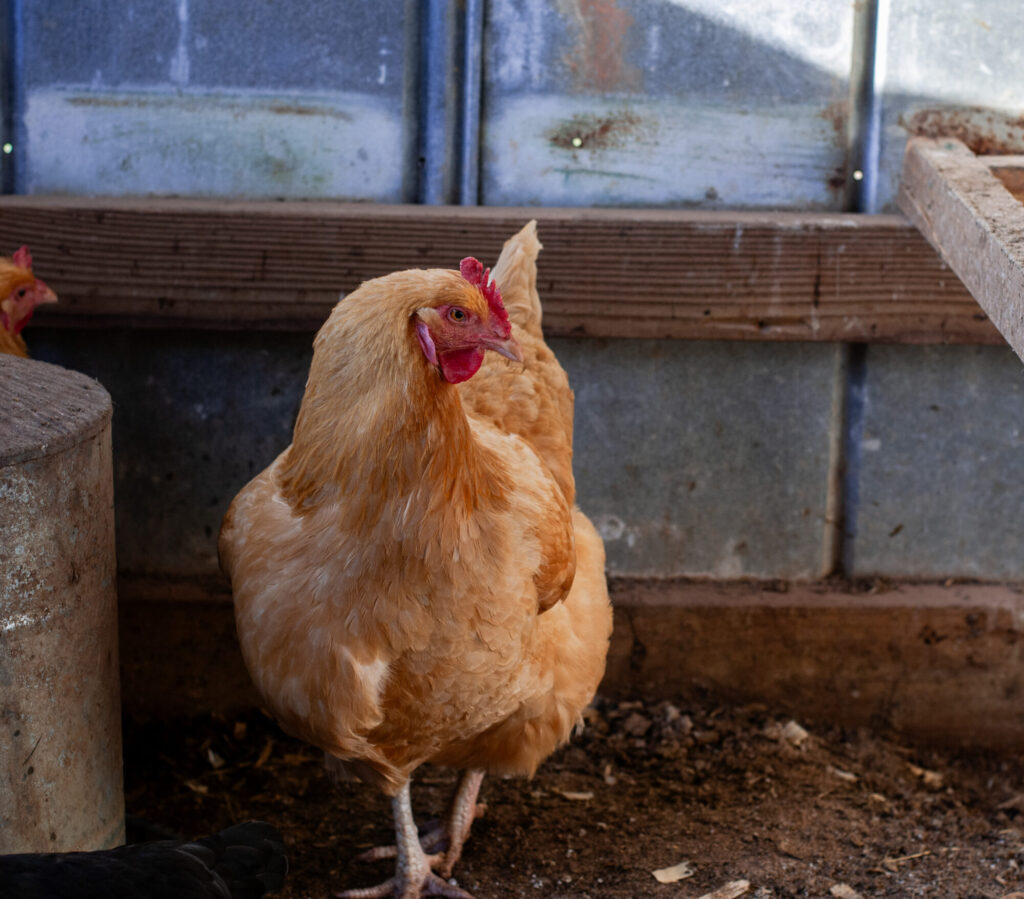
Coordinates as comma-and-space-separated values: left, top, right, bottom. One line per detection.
491, 220, 543, 338
189, 821, 288, 899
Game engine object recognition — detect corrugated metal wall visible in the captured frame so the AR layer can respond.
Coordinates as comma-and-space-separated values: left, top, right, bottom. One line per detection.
8, 0, 1024, 581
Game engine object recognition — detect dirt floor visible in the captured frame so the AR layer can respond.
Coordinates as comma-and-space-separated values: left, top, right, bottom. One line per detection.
125, 695, 1024, 899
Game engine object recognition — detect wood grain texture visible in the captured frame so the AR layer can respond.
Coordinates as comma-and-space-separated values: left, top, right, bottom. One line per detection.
898, 137, 1024, 361
605, 578, 1024, 750
118, 574, 1024, 748
0, 354, 112, 465
0, 197, 999, 344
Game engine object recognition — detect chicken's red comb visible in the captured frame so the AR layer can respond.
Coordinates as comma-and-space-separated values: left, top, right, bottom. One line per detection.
12, 246, 31, 269
459, 257, 509, 332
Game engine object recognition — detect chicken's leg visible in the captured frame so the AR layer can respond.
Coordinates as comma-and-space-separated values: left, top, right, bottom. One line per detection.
335, 781, 476, 899
437, 769, 485, 878
354, 769, 486, 875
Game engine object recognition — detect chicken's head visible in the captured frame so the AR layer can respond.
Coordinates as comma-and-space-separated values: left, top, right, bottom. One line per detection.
0, 246, 57, 335
413, 257, 523, 384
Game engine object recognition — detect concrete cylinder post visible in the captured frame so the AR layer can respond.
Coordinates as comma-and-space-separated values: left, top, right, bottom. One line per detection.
0, 355, 124, 852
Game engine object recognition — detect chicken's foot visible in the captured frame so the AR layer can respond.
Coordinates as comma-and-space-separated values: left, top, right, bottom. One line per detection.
334, 781, 476, 899
353, 769, 486, 878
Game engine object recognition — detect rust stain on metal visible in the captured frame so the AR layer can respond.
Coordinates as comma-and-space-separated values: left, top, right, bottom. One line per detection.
557, 0, 641, 93
827, 164, 848, 195
548, 110, 645, 152
266, 103, 352, 121
903, 107, 1024, 156
819, 98, 849, 139
819, 98, 849, 196
66, 95, 352, 121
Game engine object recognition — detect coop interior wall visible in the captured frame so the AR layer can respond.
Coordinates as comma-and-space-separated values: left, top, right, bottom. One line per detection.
10, 1, 1024, 584
6, 2, 1024, 733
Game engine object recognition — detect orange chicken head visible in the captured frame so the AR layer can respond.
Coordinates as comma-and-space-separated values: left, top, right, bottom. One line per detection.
0, 246, 57, 336
413, 256, 524, 383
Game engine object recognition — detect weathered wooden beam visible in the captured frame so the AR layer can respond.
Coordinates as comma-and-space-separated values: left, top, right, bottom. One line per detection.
0, 197, 998, 344
899, 137, 1024, 361
117, 574, 1024, 749
605, 578, 1024, 750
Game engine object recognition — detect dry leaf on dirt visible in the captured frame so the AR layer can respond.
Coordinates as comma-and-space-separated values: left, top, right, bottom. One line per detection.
651, 860, 694, 883
830, 884, 863, 899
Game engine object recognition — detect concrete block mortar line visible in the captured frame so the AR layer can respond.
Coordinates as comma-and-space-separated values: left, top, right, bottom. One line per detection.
838, 343, 869, 576
821, 343, 850, 577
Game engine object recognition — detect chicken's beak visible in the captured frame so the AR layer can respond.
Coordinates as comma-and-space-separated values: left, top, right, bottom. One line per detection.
482, 333, 524, 364
36, 280, 58, 305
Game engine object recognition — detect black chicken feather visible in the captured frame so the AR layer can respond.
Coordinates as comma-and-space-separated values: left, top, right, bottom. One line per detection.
0, 821, 286, 899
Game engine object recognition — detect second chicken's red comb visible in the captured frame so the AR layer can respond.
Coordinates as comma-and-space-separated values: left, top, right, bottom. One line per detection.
460, 257, 509, 330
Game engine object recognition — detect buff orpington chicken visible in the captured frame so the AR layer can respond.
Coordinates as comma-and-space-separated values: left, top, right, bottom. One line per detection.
219, 222, 612, 898
0, 246, 57, 357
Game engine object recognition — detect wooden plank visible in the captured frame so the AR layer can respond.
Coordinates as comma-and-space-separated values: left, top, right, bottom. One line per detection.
0, 197, 998, 344
117, 574, 1024, 748
899, 137, 1024, 361
602, 577, 1024, 753
605, 578, 1024, 750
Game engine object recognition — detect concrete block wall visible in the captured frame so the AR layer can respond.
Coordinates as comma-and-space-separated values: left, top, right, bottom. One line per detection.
11, 1, 1024, 584
29, 329, 1024, 583
560, 339, 841, 579
854, 344, 1024, 579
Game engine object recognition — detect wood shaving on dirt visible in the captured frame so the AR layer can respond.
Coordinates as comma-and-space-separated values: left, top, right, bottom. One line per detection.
651, 860, 694, 883
555, 789, 594, 801
697, 879, 751, 899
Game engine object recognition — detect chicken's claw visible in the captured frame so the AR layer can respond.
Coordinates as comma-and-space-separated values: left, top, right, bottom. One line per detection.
337, 779, 480, 899
334, 871, 475, 899
353, 770, 486, 880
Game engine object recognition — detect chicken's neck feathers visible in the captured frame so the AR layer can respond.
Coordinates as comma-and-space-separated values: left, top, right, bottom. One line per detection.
278, 305, 510, 536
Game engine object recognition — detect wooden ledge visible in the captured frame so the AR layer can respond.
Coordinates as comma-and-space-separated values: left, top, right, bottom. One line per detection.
119, 574, 1024, 748
606, 577, 1024, 749
0, 197, 997, 344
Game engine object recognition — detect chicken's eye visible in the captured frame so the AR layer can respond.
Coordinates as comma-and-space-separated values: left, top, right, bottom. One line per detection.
448, 307, 467, 323
16, 288, 26, 298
